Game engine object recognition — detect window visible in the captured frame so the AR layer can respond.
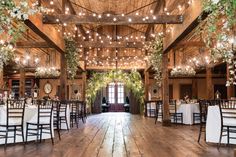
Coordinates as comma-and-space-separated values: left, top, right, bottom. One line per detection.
117, 83, 124, 104
108, 83, 115, 104
108, 82, 125, 104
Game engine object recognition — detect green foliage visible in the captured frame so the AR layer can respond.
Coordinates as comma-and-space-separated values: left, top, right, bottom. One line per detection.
145, 35, 163, 86
199, 0, 236, 86
200, 0, 236, 61
64, 37, 79, 79
86, 70, 145, 114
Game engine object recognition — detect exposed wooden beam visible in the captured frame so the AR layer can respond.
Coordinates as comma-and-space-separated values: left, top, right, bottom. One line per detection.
145, 0, 165, 39
86, 56, 146, 61
15, 41, 146, 48
43, 14, 183, 25
163, 0, 203, 53
67, 0, 88, 38
77, 41, 145, 48
24, 15, 65, 53
174, 41, 205, 49
16, 42, 50, 48
86, 66, 145, 70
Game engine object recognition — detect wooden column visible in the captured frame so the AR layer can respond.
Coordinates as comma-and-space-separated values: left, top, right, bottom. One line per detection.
144, 70, 149, 101
60, 54, 67, 100
0, 70, 4, 89
82, 72, 86, 101
227, 64, 235, 99
192, 79, 198, 99
206, 67, 214, 99
162, 53, 171, 126
19, 68, 25, 97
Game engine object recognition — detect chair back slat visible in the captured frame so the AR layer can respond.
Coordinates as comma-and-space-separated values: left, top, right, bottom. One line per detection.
218, 99, 236, 125
169, 100, 177, 114
6, 99, 25, 125
34, 99, 53, 124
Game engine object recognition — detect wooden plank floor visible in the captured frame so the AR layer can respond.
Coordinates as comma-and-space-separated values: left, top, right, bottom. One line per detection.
0, 112, 234, 157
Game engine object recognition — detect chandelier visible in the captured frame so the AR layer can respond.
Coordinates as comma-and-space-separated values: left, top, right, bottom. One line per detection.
14, 50, 40, 68
170, 65, 196, 77
188, 55, 211, 69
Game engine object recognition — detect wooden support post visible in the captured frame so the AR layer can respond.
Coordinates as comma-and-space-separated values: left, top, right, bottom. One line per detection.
206, 67, 214, 99
162, 53, 171, 126
60, 53, 67, 100
19, 68, 25, 98
227, 64, 234, 99
0, 70, 3, 90
144, 70, 149, 101
192, 79, 198, 99
82, 72, 86, 101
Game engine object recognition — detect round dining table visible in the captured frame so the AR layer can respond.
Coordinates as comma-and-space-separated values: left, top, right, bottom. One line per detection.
177, 103, 199, 125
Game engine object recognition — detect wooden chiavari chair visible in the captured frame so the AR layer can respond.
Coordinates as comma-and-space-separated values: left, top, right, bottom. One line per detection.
25, 99, 54, 144
0, 99, 25, 148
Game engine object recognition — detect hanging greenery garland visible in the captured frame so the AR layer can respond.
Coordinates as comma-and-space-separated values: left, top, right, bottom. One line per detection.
199, 0, 236, 86
86, 70, 144, 114
35, 67, 60, 78
0, 0, 47, 71
145, 35, 163, 86
170, 65, 196, 77
64, 37, 79, 79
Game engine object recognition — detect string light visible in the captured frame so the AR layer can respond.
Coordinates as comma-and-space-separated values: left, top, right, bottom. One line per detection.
54, 0, 189, 70
188, 0, 192, 5
50, 0, 54, 5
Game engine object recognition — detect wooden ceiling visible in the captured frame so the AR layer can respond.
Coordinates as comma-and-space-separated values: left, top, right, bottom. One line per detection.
11, 0, 204, 72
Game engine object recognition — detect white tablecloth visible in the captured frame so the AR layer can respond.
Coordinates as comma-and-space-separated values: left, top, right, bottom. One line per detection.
177, 103, 199, 125
206, 106, 236, 144
0, 106, 55, 144
146, 102, 157, 117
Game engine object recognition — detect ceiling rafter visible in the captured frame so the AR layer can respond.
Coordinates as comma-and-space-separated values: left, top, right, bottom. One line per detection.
145, 0, 165, 39
67, 0, 88, 38
43, 14, 183, 25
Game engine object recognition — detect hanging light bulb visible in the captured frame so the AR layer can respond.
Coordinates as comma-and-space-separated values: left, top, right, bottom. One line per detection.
50, 0, 54, 5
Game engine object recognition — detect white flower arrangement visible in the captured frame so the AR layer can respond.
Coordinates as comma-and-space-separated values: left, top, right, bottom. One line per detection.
0, 0, 47, 71
170, 66, 196, 77
35, 67, 60, 78
0, 42, 15, 71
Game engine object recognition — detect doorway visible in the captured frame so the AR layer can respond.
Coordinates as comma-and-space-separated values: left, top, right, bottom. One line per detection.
107, 82, 125, 112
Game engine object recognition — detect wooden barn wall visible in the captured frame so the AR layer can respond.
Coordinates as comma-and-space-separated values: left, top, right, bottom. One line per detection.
148, 78, 227, 100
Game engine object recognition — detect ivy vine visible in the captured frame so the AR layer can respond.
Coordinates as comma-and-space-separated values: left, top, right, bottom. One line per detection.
145, 35, 163, 86
64, 37, 79, 79
199, 0, 236, 86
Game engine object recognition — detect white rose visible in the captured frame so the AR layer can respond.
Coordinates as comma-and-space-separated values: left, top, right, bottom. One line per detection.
212, 0, 219, 4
